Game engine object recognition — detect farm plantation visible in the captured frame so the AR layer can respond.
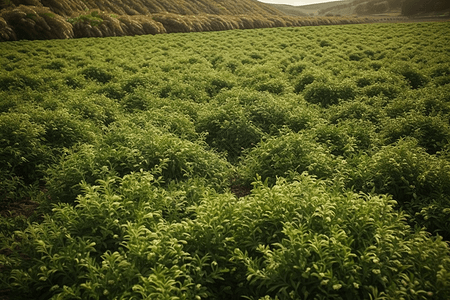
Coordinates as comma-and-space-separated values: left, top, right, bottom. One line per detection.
1, 21, 450, 299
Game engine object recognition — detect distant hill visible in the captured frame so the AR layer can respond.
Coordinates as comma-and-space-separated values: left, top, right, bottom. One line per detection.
265, 4, 311, 16
269, 1, 351, 16
0, 0, 404, 41
275, 0, 450, 17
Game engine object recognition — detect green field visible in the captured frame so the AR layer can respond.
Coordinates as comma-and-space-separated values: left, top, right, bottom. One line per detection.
1, 22, 450, 299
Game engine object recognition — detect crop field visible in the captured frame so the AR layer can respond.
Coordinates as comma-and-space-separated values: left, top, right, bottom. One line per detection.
1, 22, 450, 299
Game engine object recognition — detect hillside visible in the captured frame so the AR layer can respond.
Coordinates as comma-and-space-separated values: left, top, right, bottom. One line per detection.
1, 0, 283, 17
265, 3, 311, 16
270, 1, 350, 16
286, 0, 450, 17
0, 0, 399, 41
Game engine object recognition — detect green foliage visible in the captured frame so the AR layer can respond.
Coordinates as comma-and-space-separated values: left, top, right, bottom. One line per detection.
391, 63, 429, 89
196, 98, 264, 162
67, 10, 103, 27
303, 80, 356, 107
239, 131, 338, 186
381, 112, 450, 154
46, 119, 231, 203
4, 174, 450, 299
235, 176, 450, 299
81, 66, 114, 84
0, 71, 43, 91
0, 113, 47, 186
348, 138, 450, 238
1, 22, 450, 300
293, 70, 327, 93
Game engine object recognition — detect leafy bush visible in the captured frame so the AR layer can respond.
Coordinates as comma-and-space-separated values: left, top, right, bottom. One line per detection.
4, 174, 450, 299
255, 77, 287, 95
81, 66, 114, 84
352, 139, 450, 200
326, 98, 385, 124
313, 119, 377, 156
1, 171, 213, 299
196, 99, 263, 162
234, 176, 450, 299
286, 62, 310, 77
239, 131, 338, 186
349, 138, 450, 238
205, 77, 234, 97
381, 112, 450, 154
66, 94, 120, 126
30, 107, 97, 150
0, 113, 46, 185
303, 80, 356, 107
46, 120, 231, 203
293, 71, 322, 93
0, 71, 43, 91
391, 63, 429, 89
247, 92, 292, 134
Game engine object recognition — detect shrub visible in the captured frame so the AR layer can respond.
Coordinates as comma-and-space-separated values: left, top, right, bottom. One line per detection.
2, 171, 213, 299
381, 112, 450, 154
312, 120, 377, 156
234, 176, 450, 299
293, 72, 317, 93
349, 138, 450, 238
0, 71, 43, 91
303, 80, 356, 107
130, 109, 198, 141
353, 139, 449, 199
196, 99, 263, 162
255, 77, 287, 94
188, 175, 450, 298
0, 113, 46, 185
45, 121, 231, 203
238, 131, 337, 186
391, 63, 428, 89
41, 59, 66, 71
81, 66, 114, 84
64, 72, 86, 89
327, 98, 385, 124
361, 82, 401, 99
121, 74, 154, 94
247, 93, 291, 134
205, 77, 234, 97
30, 107, 97, 150
286, 62, 310, 77
158, 80, 208, 102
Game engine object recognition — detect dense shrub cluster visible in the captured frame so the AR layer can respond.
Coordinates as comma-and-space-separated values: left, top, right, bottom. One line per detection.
1, 22, 450, 299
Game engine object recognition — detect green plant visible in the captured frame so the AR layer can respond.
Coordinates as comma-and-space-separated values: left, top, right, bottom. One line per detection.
196, 99, 263, 162
239, 130, 338, 186
303, 80, 356, 107
81, 66, 113, 84
45, 120, 231, 203
67, 11, 103, 27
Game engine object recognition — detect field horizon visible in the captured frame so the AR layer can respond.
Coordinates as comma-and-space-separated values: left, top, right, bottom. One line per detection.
0, 0, 421, 41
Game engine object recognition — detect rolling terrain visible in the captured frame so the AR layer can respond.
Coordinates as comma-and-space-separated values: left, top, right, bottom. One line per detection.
0, 0, 400, 41
270, 0, 450, 17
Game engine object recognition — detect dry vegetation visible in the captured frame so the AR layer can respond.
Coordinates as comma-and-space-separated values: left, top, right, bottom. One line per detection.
0, 0, 402, 41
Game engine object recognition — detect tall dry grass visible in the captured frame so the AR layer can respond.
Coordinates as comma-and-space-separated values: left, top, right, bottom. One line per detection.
0, 0, 405, 41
